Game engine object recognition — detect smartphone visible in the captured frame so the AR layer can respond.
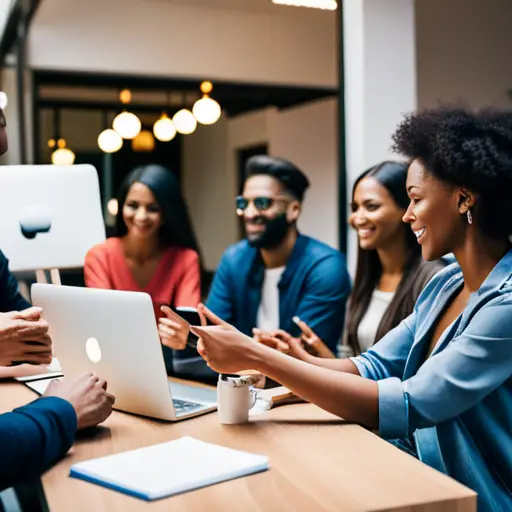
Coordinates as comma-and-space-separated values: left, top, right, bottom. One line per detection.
174, 307, 212, 350
175, 306, 203, 326
175, 307, 214, 326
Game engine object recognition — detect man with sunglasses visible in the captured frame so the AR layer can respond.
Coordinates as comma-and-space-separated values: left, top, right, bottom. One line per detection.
205, 155, 351, 352
0, 95, 114, 493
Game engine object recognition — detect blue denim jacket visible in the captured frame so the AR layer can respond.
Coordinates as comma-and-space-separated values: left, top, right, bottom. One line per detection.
206, 234, 351, 352
352, 248, 512, 512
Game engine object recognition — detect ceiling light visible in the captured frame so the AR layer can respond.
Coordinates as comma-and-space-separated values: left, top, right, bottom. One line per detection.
172, 109, 197, 135
107, 198, 118, 216
98, 128, 123, 153
113, 111, 141, 139
271, 0, 337, 10
51, 147, 75, 166
119, 89, 132, 104
131, 130, 155, 152
192, 81, 221, 125
153, 113, 177, 142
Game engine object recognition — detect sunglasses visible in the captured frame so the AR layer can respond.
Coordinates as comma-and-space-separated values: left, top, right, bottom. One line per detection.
235, 195, 290, 213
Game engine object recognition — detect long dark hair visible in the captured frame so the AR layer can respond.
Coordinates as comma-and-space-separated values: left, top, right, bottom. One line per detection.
116, 164, 200, 254
346, 161, 421, 355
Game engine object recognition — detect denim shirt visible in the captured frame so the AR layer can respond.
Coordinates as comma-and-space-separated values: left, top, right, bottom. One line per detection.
352, 249, 512, 512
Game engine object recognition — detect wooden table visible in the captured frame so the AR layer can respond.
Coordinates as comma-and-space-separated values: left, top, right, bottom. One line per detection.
0, 380, 476, 511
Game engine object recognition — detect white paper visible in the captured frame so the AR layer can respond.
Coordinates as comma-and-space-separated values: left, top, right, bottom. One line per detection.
70, 436, 269, 500
24, 378, 57, 394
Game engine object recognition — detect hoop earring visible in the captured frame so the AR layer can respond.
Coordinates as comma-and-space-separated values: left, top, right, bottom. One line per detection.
467, 209, 473, 225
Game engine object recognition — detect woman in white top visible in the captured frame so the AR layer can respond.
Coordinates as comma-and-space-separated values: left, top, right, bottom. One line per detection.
345, 161, 444, 355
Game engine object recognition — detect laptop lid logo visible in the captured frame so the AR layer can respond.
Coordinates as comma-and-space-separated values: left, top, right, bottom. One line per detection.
85, 337, 102, 363
19, 205, 52, 240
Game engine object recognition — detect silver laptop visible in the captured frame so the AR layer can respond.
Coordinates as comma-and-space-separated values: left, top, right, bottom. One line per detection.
31, 283, 217, 421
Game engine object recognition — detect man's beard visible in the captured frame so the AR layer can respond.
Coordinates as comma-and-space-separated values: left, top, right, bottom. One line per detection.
247, 214, 291, 249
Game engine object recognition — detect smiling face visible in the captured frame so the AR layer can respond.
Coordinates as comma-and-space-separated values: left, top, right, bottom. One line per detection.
349, 177, 407, 251
239, 175, 300, 248
403, 159, 467, 260
122, 182, 163, 240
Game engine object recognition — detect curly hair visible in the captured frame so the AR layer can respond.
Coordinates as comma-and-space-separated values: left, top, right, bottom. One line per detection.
392, 106, 512, 238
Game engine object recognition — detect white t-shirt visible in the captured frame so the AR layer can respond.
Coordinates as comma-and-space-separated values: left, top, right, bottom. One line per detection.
357, 289, 395, 353
256, 266, 286, 332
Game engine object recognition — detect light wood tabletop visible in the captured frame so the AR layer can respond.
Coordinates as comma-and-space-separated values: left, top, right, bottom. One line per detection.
0, 379, 476, 512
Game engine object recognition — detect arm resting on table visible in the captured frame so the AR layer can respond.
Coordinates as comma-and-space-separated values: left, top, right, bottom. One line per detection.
0, 397, 77, 491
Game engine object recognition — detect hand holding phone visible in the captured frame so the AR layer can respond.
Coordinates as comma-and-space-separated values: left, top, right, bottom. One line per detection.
158, 306, 211, 351
175, 307, 204, 327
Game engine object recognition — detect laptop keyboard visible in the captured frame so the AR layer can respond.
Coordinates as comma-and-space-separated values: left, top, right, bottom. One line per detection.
172, 398, 207, 416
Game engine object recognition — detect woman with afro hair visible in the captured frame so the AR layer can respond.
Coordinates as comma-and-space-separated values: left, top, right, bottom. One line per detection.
188, 106, 512, 511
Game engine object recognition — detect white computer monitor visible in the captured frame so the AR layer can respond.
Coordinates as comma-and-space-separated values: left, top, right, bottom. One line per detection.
0, 164, 105, 272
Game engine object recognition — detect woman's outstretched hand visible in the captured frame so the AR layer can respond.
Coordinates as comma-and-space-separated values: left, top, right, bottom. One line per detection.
190, 304, 256, 374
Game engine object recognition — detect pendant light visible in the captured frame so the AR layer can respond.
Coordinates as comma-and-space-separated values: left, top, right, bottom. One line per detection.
192, 81, 221, 125
112, 89, 141, 140
153, 92, 177, 142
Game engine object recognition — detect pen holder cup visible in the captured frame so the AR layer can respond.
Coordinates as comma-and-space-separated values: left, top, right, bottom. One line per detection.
217, 374, 259, 424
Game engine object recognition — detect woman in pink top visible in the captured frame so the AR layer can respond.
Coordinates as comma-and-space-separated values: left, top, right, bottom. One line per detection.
84, 164, 202, 375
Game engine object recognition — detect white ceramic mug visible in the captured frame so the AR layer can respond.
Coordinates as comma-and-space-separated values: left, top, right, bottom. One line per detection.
217, 374, 258, 424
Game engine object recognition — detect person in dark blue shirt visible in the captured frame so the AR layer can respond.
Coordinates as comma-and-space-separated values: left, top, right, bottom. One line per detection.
0, 102, 114, 491
158, 155, 351, 365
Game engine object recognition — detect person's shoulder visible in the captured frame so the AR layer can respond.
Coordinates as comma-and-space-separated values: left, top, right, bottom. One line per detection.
302, 235, 344, 256
0, 249, 8, 269
0, 249, 12, 281
167, 246, 199, 263
301, 235, 347, 266
85, 237, 120, 261
220, 239, 253, 262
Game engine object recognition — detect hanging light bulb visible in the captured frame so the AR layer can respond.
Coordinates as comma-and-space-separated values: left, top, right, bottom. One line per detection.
192, 81, 221, 125
98, 128, 123, 153
172, 109, 197, 135
107, 198, 119, 216
113, 111, 141, 139
119, 89, 132, 105
51, 148, 75, 165
153, 113, 177, 142
131, 130, 155, 152
47, 138, 56, 149
51, 138, 75, 165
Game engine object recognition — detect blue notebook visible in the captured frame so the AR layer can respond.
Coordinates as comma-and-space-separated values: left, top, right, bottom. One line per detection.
69, 436, 269, 501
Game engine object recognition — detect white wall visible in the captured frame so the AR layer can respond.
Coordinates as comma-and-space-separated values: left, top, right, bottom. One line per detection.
416, 0, 512, 109
268, 98, 338, 249
182, 116, 233, 271
28, 0, 337, 88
